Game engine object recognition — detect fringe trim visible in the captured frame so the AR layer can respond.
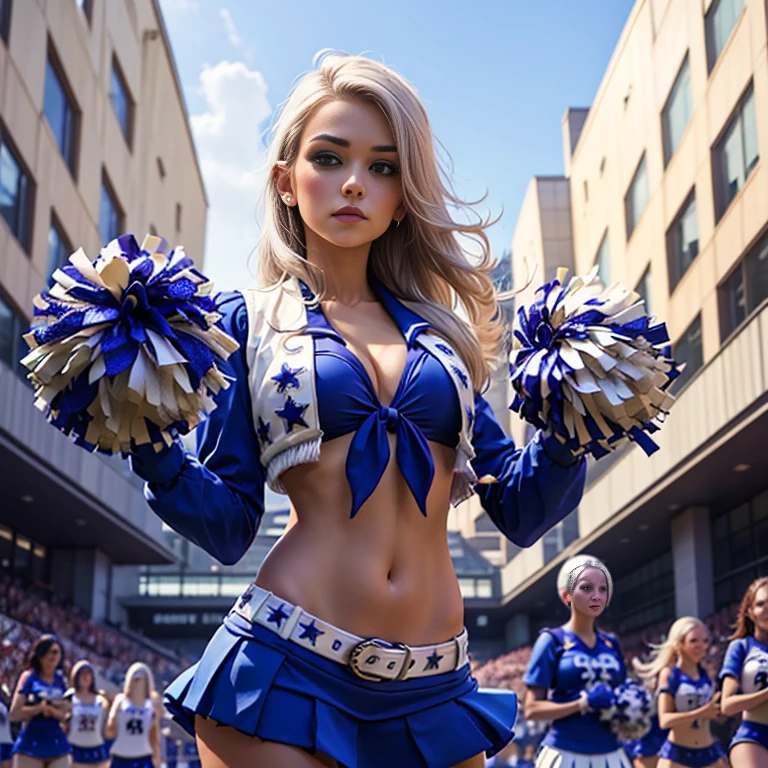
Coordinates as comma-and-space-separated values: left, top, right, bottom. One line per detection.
450, 446, 477, 507
265, 437, 322, 494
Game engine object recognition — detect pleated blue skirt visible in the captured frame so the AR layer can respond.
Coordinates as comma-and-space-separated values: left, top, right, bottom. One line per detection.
72, 742, 110, 763
165, 611, 517, 768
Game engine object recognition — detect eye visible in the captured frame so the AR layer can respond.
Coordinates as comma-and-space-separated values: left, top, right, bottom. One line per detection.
581, 584, 591, 592
371, 160, 399, 176
311, 151, 341, 167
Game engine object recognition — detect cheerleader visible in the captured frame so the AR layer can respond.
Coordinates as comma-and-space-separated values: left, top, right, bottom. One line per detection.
8, 635, 72, 767
523, 556, 632, 768
624, 712, 669, 768
634, 617, 726, 768
67, 662, 109, 768
719, 576, 768, 766
1, 684, 12, 768
104, 665, 160, 768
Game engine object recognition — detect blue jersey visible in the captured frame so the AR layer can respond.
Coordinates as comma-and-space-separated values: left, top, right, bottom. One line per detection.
660, 665, 715, 718
12, 670, 71, 760
719, 636, 768, 694
523, 627, 626, 754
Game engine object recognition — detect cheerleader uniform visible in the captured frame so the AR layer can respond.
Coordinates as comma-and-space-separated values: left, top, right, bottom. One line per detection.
719, 635, 768, 754
656, 665, 726, 768
128, 280, 587, 767
109, 697, 154, 768
0, 700, 13, 763
11, 669, 71, 761
522, 626, 632, 768
623, 713, 668, 759
69, 695, 109, 763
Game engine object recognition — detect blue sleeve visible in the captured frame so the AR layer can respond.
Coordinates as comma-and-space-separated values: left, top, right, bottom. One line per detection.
471, 393, 587, 547
523, 632, 559, 690
129, 291, 265, 565
659, 667, 680, 697
719, 639, 747, 685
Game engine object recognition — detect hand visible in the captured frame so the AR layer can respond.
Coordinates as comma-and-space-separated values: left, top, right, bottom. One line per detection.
700, 692, 721, 720
41, 703, 56, 718
586, 682, 616, 712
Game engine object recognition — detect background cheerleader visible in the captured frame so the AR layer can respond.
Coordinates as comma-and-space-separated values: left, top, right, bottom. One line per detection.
720, 576, 768, 767
104, 664, 160, 768
1, 684, 12, 768
523, 556, 632, 768
8, 634, 71, 768
635, 617, 726, 768
67, 662, 109, 768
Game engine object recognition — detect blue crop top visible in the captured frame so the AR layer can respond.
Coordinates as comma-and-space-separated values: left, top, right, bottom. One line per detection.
129, 281, 587, 565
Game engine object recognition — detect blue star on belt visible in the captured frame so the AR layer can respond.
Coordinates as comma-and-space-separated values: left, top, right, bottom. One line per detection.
424, 650, 443, 670
257, 417, 272, 445
266, 602, 291, 628
276, 396, 309, 432
271, 363, 305, 393
298, 619, 325, 646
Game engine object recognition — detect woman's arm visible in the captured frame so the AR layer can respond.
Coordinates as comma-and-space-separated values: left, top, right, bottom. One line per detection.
720, 675, 768, 716
103, 693, 123, 740
656, 669, 721, 730
129, 292, 265, 565
8, 672, 44, 722
523, 686, 582, 721
471, 394, 586, 546
149, 698, 162, 767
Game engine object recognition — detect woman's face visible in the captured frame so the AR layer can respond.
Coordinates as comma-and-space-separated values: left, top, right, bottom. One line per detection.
277, 98, 406, 253
130, 674, 148, 698
750, 586, 768, 632
569, 567, 609, 618
77, 668, 93, 691
40, 644, 62, 674
680, 624, 709, 664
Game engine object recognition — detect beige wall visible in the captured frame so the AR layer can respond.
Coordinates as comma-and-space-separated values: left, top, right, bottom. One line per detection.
0, 0, 207, 321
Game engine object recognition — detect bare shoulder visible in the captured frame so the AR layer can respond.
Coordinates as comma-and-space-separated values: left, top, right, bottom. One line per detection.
657, 666, 672, 689
13, 670, 32, 694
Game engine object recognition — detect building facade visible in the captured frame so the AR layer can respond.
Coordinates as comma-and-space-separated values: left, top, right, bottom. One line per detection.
0, 0, 207, 625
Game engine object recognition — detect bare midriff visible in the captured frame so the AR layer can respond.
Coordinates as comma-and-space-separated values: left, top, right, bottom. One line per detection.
744, 698, 768, 725
667, 721, 718, 749
254, 431, 465, 647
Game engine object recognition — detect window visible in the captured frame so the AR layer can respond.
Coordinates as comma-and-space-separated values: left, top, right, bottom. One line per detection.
44, 50, 79, 176
611, 552, 675, 634
46, 214, 72, 285
75, 0, 93, 24
672, 314, 703, 392
625, 154, 649, 239
662, 56, 692, 166
713, 84, 759, 221
156, 157, 166, 179
595, 230, 610, 285
666, 192, 699, 291
0, 128, 34, 253
0, 0, 10, 44
706, 0, 744, 72
109, 57, 133, 147
175, 202, 182, 232
635, 266, 652, 315
0, 292, 28, 378
719, 227, 768, 340
99, 173, 123, 245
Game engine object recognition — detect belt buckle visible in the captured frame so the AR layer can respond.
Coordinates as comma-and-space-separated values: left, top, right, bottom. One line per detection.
348, 638, 412, 682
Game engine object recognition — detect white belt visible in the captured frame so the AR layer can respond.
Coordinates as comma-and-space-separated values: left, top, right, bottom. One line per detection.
231, 584, 470, 682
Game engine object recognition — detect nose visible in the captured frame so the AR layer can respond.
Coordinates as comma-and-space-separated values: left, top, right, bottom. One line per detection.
342, 170, 365, 199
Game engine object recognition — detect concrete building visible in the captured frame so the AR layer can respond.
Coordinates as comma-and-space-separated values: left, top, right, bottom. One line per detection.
0, 0, 206, 625
496, 0, 768, 644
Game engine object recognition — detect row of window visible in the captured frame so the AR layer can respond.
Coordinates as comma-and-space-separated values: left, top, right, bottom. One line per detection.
0, 524, 48, 584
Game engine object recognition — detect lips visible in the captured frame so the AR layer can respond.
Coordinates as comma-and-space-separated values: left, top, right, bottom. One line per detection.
332, 206, 366, 221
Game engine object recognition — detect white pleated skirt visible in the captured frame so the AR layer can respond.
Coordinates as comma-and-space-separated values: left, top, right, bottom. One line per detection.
536, 744, 633, 768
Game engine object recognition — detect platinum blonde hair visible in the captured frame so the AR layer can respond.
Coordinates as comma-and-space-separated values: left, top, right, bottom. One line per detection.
633, 616, 707, 688
258, 51, 502, 389
122, 662, 155, 699
565, 558, 613, 604
557, 554, 598, 592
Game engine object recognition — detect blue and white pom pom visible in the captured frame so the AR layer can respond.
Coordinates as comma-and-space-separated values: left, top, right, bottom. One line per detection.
20, 234, 239, 455
510, 267, 682, 460
599, 681, 652, 742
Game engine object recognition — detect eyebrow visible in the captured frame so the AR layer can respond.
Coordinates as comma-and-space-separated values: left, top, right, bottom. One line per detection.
309, 134, 397, 152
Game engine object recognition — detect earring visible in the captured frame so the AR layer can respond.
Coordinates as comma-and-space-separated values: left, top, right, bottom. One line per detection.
284, 195, 293, 204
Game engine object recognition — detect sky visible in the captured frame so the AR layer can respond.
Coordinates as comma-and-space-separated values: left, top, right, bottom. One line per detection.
157, 0, 636, 292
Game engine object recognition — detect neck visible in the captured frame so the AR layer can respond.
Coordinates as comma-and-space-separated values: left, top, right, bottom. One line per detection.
678, 654, 699, 676
755, 627, 768, 644
567, 611, 595, 640
304, 228, 374, 304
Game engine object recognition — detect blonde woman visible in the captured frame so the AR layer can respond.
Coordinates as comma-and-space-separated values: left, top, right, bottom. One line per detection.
635, 618, 726, 768
67, 662, 109, 768
104, 665, 160, 768
127, 51, 587, 767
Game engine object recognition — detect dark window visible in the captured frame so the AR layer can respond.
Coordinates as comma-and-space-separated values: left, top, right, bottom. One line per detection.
635, 266, 652, 315
75, 0, 93, 24
713, 85, 758, 221
0, 525, 12, 570
0, 127, 34, 253
110, 56, 133, 147
611, 552, 675, 634
662, 55, 692, 166
175, 202, 182, 232
99, 173, 123, 245
671, 314, 703, 392
625, 154, 649, 240
0, 0, 11, 44
667, 191, 699, 292
0, 291, 28, 378
46, 213, 72, 285
595, 230, 610, 285
719, 227, 768, 340
44, 48, 79, 176
706, 0, 745, 72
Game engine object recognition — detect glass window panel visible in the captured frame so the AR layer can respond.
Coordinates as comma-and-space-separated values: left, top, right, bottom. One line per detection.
707, 0, 745, 71
99, 179, 121, 245
595, 231, 610, 285
476, 579, 493, 598
46, 218, 71, 286
219, 578, 252, 597
754, 490, 768, 521
742, 88, 759, 176
0, 142, 20, 234
635, 266, 652, 315
668, 195, 699, 291
625, 155, 649, 239
110, 61, 131, 143
458, 578, 476, 598
43, 57, 75, 173
663, 57, 692, 165
0, 0, 10, 44
671, 314, 703, 391
720, 265, 746, 340
721, 116, 745, 208
746, 231, 768, 314
730, 502, 750, 531
0, 294, 14, 367
755, 520, 768, 560
715, 579, 731, 608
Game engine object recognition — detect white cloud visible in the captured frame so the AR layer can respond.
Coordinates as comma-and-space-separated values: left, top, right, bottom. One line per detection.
219, 8, 242, 47
190, 61, 272, 292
